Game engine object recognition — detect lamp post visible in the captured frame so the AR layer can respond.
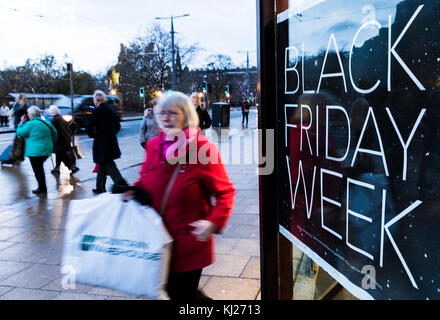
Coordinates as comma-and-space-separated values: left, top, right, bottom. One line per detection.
66, 63, 76, 144
155, 14, 190, 90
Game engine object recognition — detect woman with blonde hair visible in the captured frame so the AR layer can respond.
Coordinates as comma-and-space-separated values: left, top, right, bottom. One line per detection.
139, 97, 160, 149
124, 91, 235, 300
12, 93, 28, 129
190, 92, 211, 130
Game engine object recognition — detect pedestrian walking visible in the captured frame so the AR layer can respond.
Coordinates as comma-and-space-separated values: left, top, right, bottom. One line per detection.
12, 94, 28, 130
85, 90, 128, 194
190, 92, 211, 131
123, 92, 235, 300
241, 97, 251, 127
0, 104, 9, 127
139, 97, 160, 149
16, 106, 58, 194
2, 94, 29, 165
47, 105, 79, 175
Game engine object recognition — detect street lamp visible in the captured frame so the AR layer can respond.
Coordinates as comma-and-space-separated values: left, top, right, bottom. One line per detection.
155, 13, 190, 90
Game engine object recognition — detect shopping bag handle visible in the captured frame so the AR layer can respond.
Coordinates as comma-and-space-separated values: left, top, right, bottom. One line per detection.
160, 163, 182, 216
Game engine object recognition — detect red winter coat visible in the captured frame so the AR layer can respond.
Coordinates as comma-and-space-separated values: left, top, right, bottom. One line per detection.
134, 128, 235, 272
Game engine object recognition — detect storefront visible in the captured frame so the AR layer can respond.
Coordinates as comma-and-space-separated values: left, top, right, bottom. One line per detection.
258, 0, 440, 300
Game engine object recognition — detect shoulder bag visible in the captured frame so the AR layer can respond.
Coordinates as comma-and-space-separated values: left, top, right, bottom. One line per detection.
160, 163, 182, 216
37, 119, 56, 145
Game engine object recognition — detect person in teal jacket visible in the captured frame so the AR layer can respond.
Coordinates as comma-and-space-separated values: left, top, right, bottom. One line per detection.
16, 106, 57, 194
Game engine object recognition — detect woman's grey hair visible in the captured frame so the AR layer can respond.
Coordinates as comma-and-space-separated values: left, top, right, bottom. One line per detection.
155, 91, 199, 129
93, 90, 106, 104
47, 105, 60, 116
27, 105, 41, 117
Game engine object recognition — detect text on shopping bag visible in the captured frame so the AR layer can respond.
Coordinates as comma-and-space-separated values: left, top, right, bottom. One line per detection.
80, 235, 162, 261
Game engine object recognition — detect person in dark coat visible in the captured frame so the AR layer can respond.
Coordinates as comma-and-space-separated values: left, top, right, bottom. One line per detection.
85, 90, 128, 194
47, 105, 79, 175
190, 92, 211, 131
16, 106, 57, 194
241, 98, 251, 127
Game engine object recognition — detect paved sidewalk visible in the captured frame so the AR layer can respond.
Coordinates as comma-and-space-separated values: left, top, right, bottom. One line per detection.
0, 108, 260, 300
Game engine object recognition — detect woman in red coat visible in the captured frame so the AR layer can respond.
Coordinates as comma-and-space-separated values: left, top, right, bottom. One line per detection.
125, 92, 235, 300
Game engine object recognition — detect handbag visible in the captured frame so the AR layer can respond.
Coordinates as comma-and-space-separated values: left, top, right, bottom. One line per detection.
10, 135, 25, 162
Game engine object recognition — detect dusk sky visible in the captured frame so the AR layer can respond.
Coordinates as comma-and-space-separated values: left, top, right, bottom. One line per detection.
0, 0, 257, 75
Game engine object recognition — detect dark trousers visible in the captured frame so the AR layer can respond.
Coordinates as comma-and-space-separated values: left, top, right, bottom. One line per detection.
55, 151, 75, 170
0, 116, 8, 126
166, 269, 211, 300
29, 156, 48, 192
96, 160, 127, 191
242, 112, 249, 125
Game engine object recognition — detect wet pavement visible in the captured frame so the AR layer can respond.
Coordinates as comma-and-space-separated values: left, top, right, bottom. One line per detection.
0, 108, 261, 300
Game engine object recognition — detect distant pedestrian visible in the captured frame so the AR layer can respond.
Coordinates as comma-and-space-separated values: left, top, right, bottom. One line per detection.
139, 97, 160, 149
16, 106, 57, 194
124, 92, 235, 300
190, 92, 211, 131
47, 105, 79, 175
12, 94, 28, 130
241, 98, 250, 127
9, 95, 29, 165
0, 104, 9, 127
85, 90, 128, 194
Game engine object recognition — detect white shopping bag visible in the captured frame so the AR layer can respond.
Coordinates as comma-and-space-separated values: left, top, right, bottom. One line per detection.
61, 193, 172, 299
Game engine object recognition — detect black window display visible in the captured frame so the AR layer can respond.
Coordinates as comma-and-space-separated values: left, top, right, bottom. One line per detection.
276, 0, 440, 300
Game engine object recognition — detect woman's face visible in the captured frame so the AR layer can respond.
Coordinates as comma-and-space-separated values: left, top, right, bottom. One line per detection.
159, 103, 185, 132
191, 96, 199, 106
93, 97, 99, 107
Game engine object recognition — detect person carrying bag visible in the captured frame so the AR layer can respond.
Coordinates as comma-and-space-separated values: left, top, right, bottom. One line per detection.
124, 92, 235, 300
191, 92, 212, 131
16, 106, 57, 194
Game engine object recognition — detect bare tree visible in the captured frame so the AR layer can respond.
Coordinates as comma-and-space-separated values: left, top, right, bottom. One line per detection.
115, 23, 200, 111
206, 54, 235, 70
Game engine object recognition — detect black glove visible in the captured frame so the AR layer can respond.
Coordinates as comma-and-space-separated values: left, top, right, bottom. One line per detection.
111, 184, 152, 206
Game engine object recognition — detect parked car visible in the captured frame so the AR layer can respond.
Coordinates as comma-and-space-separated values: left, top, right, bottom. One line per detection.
43, 95, 122, 132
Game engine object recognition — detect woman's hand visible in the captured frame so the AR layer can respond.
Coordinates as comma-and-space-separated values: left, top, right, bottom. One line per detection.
122, 190, 135, 201
189, 220, 217, 242
20, 114, 28, 124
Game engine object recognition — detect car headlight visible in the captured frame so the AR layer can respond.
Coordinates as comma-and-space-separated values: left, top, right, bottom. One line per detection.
63, 115, 72, 122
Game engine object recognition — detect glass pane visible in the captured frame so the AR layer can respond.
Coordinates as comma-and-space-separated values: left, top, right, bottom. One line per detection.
277, 0, 440, 300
